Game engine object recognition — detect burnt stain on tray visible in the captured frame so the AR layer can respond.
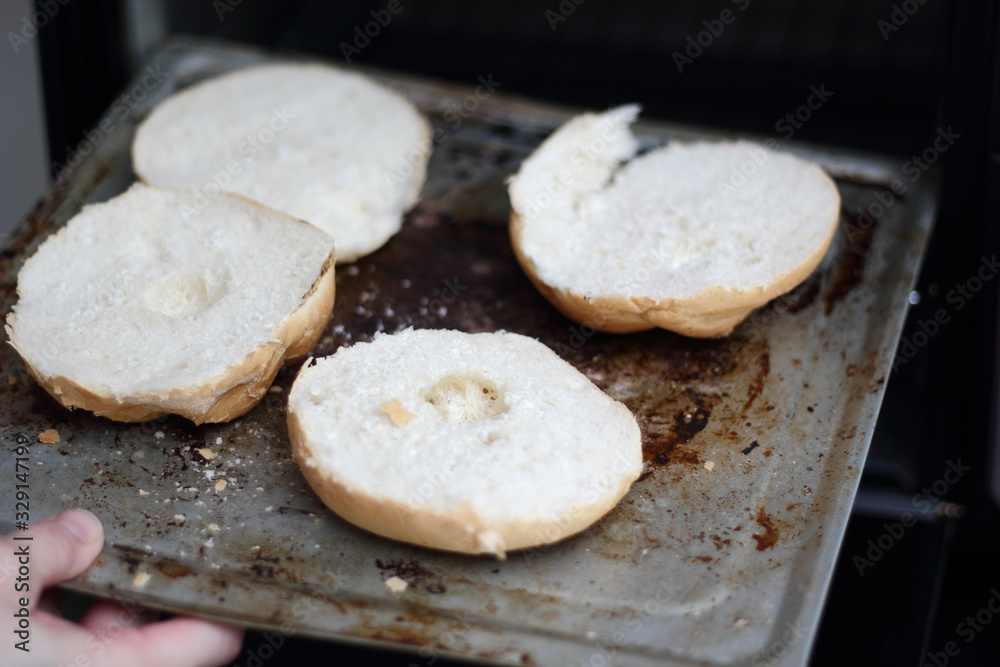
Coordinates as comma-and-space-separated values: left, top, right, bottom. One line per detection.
570, 331, 740, 386
783, 273, 822, 314
638, 388, 720, 470
751, 507, 781, 551
375, 557, 447, 594
742, 350, 771, 413
824, 212, 879, 314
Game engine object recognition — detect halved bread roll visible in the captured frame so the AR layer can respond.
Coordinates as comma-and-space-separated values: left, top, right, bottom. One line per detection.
287, 328, 642, 558
133, 62, 431, 262
5, 184, 336, 424
508, 105, 841, 337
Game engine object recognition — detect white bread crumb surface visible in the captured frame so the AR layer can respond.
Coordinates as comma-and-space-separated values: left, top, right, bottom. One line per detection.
133, 63, 431, 262
287, 328, 643, 556
5, 184, 336, 422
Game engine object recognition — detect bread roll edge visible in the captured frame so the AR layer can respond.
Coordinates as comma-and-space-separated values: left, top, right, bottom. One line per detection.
12, 249, 336, 424
509, 201, 839, 338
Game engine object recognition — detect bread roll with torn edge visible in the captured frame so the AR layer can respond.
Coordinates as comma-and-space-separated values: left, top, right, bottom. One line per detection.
133, 62, 431, 262
287, 328, 642, 558
508, 105, 841, 337
5, 184, 336, 424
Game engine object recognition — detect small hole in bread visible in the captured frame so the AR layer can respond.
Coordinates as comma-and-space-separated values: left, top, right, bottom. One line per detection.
140, 269, 229, 316
424, 373, 508, 424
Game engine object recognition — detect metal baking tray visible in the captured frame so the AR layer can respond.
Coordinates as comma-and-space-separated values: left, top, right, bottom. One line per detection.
0, 38, 936, 666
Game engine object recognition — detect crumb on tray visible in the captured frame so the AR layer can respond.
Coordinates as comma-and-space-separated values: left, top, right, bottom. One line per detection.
385, 576, 408, 593
38, 429, 60, 444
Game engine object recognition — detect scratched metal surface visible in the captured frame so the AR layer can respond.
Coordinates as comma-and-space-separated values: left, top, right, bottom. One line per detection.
0, 39, 936, 666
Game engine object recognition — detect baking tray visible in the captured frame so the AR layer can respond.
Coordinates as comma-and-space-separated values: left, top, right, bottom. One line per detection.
0, 38, 936, 666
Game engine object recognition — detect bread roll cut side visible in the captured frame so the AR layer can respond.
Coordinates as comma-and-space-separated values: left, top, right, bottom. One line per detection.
507, 106, 842, 337
286, 328, 643, 558
132, 62, 432, 262
6, 184, 337, 424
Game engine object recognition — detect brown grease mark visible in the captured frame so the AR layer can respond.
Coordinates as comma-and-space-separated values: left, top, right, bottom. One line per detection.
375, 558, 446, 594
824, 212, 877, 314
572, 333, 740, 391
640, 389, 720, 468
711, 535, 732, 550
157, 562, 195, 579
742, 350, 770, 413
741, 440, 760, 456
752, 508, 780, 551
112, 544, 143, 575
763, 449, 773, 458
784, 274, 822, 314
693, 555, 713, 563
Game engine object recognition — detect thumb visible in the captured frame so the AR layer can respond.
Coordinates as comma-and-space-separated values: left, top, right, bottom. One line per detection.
1, 509, 104, 605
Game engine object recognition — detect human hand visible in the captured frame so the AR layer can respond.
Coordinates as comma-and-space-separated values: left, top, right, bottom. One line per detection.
0, 509, 243, 667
